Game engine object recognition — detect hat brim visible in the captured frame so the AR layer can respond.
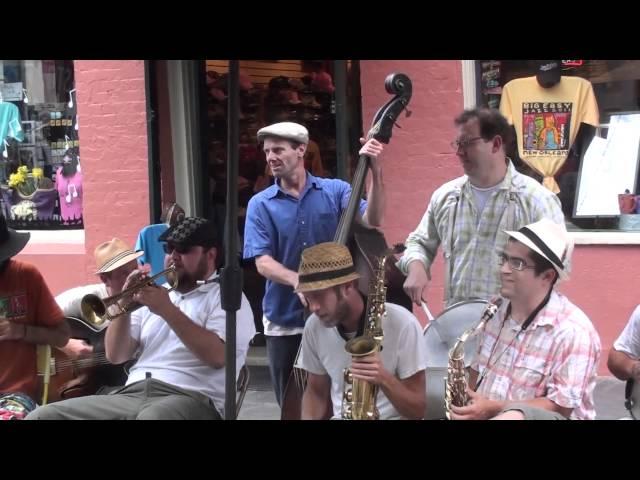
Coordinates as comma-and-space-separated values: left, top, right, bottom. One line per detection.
95, 250, 144, 274
504, 230, 568, 281
295, 272, 361, 293
0, 230, 30, 262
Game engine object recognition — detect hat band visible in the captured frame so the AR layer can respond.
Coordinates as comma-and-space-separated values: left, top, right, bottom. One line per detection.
518, 227, 564, 270
98, 249, 137, 271
298, 265, 356, 284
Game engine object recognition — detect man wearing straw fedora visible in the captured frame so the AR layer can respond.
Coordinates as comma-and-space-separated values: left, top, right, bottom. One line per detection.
28, 217, 255, 420
294, 242, 426, 420
0, 214, 70, 417
54, 238, 146, 391
449, 219, 601, 420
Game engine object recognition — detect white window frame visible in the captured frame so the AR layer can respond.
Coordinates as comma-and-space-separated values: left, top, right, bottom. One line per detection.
460, 60, 640, 245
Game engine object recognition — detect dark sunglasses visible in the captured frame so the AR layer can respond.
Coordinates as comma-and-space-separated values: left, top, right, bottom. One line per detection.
163, 243, 192, 254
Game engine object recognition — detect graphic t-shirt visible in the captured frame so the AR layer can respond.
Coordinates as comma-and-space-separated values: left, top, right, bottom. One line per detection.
499, 76, 599, 193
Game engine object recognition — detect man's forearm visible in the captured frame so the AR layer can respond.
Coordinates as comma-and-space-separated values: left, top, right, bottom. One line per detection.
22, 322, 70, 348
301, 389, 331, 420
105, 314, 137, 364
255, 255, 297, 287
160, 303, 226, 369
608, 349, 639, 381
363, 167, 385, 227
379, 372, 426, 420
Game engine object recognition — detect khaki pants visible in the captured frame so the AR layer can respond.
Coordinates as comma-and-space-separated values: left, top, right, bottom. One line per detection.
25, 378, 220, 420
498, 403, 567, 420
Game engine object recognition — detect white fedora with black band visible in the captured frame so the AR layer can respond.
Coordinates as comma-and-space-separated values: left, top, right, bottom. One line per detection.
504, 219, 572, 281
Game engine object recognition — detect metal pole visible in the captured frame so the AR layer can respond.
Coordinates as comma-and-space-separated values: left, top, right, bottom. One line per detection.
221, 60, 242, 419
334, 60, 349, 181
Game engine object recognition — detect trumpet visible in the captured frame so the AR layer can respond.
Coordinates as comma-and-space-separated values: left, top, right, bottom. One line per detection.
80, 265, 178, 325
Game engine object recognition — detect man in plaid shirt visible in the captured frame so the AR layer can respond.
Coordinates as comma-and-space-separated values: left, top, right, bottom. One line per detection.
397, 108, 564, 308
449, 219, 600, 420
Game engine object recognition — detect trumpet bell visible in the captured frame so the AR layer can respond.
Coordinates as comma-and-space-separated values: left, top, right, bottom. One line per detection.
81, 293, 107, 326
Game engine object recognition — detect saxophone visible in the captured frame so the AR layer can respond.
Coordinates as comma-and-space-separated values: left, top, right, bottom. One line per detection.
341, 249, 398, 420
444, 297, 503, 419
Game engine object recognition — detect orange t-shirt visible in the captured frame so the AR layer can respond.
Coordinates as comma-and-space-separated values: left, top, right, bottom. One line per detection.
0, 259, 64, 399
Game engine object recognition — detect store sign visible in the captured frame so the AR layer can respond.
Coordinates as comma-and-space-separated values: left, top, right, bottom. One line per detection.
562, 60, 584, 67
0, 82, 23, 101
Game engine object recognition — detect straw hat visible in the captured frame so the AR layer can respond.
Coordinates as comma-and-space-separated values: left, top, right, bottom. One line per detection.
295, 242, 360, 293
94, 238, 143, 274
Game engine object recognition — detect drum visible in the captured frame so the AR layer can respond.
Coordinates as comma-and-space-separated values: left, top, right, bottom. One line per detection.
625, 379, 639, 420
423, 299, 489, 420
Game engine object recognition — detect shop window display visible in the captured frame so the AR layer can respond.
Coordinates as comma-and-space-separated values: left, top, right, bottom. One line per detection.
477, 60, 640, 230
0, 60, 82, 230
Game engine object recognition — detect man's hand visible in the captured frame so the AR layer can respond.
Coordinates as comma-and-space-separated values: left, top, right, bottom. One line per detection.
359, 138, 384, 172
133, 284, 174, 318
403, 261, 430, 305
0, 317, 23, 341
349, 351, 390, 386
59, 339, 94, 359
632, 361, 640, 382
449, 388, 500, 420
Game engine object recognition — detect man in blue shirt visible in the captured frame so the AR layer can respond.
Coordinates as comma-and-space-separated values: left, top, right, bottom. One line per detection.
243, 121, 386, 407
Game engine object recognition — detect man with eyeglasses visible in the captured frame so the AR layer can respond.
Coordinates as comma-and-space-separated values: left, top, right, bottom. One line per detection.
28, 217, 256, 420
449, 219, 600, 420
397, 107, 565, 309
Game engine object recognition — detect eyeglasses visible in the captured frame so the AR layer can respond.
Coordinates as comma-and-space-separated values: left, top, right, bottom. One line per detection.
450, 136, 484, 150
497, 253, 535, 271
163, 243, 192, 255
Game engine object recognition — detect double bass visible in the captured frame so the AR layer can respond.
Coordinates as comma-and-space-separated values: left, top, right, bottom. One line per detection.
280, 73, 413, 419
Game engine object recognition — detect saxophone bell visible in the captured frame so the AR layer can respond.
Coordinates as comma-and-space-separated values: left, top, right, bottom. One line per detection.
444, 297, 503, 419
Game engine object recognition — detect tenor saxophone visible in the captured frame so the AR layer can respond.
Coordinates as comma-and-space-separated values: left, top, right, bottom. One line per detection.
341, 251, 395, 420
444, 298, 503, 419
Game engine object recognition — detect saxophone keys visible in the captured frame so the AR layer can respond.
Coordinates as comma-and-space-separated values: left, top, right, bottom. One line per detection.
343, 368, 353, 384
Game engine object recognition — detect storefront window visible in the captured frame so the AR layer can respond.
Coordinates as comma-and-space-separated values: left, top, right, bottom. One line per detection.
0, 60, 82, 230
476, 60, 640, 231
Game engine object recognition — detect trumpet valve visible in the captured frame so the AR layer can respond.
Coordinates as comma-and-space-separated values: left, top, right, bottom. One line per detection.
343, 368, 353, 384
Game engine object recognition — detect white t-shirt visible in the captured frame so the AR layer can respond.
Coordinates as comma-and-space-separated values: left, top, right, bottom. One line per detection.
126, 274, 256, 417
470, 183, 501, 225
296, 302, 427, 419
614, 305, 640, 359
55, 283, 108, 321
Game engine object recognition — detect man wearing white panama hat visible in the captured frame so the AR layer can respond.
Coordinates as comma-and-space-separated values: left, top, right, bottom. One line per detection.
449, 218, 601, 420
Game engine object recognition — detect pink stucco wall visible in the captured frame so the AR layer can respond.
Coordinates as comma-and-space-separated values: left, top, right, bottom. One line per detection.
360, 60, 631, 375
17, 60, 151, 295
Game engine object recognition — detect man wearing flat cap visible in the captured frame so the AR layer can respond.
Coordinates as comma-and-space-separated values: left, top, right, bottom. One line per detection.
28, 217, 255, 420
243, 121, 386, 408
294, 242, 426, 420
0, 214, 70, 416
449, 219, 601, 420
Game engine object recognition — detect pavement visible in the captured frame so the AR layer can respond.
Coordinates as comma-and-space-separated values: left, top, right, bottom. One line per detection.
237, 344, 632, 420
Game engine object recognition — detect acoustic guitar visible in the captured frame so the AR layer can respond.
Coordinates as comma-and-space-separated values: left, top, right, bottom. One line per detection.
38, 316, 129, 403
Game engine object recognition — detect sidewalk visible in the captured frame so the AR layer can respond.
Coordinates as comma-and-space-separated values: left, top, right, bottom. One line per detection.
238, 345, 632, 420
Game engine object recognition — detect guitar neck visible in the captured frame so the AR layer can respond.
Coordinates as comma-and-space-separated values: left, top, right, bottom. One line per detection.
334, 154, 369, 245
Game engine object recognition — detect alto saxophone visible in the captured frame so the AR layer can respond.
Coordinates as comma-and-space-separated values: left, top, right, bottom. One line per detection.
341, 250, 397, 420
444, 298, 503, 419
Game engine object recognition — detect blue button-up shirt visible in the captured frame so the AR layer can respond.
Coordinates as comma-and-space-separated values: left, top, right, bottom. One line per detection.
243, 173, 367, 328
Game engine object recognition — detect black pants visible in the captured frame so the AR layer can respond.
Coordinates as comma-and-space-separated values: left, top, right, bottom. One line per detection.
265, 334, 302, 407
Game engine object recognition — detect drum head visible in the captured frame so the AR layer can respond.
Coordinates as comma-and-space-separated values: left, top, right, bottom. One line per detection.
423, 299, 489, 419
423, 299, 489, 368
